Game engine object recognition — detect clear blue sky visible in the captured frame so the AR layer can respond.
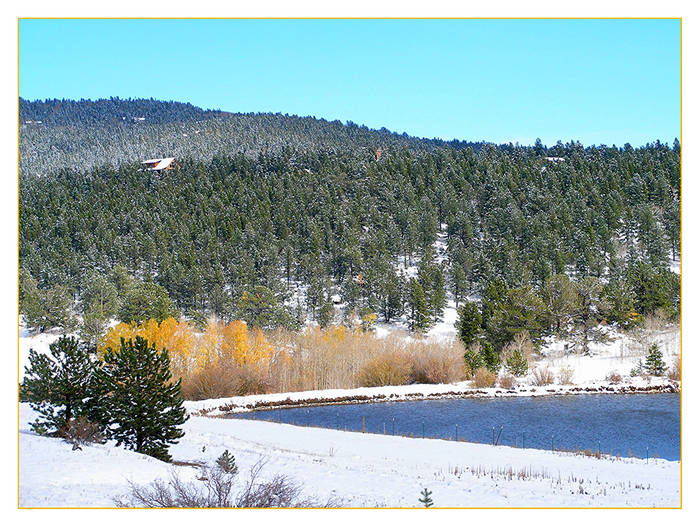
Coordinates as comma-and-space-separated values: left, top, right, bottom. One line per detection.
19, 19, 680, 146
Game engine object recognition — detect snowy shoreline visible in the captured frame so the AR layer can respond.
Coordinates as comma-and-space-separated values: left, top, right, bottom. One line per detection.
19, 401, 680, 508
186, 379, 680, 416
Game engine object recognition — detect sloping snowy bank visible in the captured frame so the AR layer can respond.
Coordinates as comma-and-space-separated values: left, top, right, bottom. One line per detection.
19, 403, 679, 508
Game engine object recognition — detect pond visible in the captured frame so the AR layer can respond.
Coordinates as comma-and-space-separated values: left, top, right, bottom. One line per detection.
228, 393, 680, 461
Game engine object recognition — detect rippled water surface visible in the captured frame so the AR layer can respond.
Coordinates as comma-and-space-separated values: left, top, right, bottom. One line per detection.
229, 393, 680, 460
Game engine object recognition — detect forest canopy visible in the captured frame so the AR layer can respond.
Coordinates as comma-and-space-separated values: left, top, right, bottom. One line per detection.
19, 98, 680, 341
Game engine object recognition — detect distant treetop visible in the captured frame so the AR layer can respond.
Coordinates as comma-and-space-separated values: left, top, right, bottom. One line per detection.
19, 96, 226, 127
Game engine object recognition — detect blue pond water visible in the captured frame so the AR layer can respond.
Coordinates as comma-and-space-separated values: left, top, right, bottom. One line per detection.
228, 393, 680, 460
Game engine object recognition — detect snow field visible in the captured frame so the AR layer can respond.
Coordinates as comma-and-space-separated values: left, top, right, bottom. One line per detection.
19, 403, 679, 508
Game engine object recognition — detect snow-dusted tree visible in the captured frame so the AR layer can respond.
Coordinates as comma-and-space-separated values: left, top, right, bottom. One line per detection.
572, 277, 610, 356
407, 278, 432, 334
98, 336, 187, 461
216, 450, 239, 475
20, 335, 101, 435
644, 344, 667, 376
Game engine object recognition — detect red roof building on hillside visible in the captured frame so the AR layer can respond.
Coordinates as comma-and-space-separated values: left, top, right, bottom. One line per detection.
141, 157, 180, 171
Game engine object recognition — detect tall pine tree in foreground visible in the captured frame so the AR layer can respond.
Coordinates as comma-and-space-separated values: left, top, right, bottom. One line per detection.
98, 336, 187, 461
20, 335, 100, 435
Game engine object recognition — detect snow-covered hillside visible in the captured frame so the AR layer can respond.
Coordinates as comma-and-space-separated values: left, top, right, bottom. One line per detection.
19, 404, 679, 508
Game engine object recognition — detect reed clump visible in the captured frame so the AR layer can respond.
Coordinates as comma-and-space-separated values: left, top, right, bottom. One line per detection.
472, 367, 497, 388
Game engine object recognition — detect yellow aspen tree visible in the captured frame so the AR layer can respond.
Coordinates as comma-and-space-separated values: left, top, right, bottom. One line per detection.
223, 320, 249, 364
198, 320, 225, 368
98, 322, 137, 357
248, 327, 274, 366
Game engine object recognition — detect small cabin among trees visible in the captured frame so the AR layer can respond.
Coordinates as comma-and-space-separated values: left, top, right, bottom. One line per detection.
141, 157, 180, 172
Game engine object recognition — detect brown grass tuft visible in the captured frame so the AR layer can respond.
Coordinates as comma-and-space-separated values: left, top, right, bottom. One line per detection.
181, 360, 271, 400
356, 350, 412, 387
605, 371, 623, 384
498, 373, 517, 389
668, 355, 681, 381
472, 367, 497, 388
558, 367, 575, 385
408, 341, 466, 384
532, 366, 555, 386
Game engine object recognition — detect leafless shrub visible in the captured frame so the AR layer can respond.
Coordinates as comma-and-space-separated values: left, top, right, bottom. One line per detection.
501, 331, 535, 362
668, 355, 681, 381
558, 367, 575, 385
235, 460, 334, 508
356, 350, 411, 387
472, 367, 497, 388
643, 309, 670, 332
408, 342, 465, 384
606, 371, 623, 384
59, 417, 104, 448
268, 327, 465, 392
115, 459, 339, 508
182, 360, 271, 400
532, 366, 555, 386
498, 373, 517, 389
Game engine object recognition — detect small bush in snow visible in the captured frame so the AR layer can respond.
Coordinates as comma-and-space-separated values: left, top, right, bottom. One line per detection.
472, 367, 497, 388
60, 416, 104, 448
418, 487, 434, 508
505, 349, 529, 377
216, 450, 238, 475
558, 367, 575, 385
605, 371, 623, 384
630, 358, 645, 377
463, 344, 485, 378
498, 373, 517, 389
668, 355, 681, 381
532, 366, 555, 386
644, 344, 667, 376
115, 459, 339, 508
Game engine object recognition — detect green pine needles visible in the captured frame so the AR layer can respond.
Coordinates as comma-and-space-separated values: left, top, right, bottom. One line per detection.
20, 335, 101, 435
644, 343, 667, 376
98, 336, 187, 461
216, 449, 239, 474
21, 334, 189, 462
418, 487, 434, 508
505, 348, 529, 376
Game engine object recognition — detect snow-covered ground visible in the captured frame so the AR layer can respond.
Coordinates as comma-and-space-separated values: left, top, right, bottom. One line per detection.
534, 325, 680, 385
19, 403, 679, 508
16, 280, 681, 508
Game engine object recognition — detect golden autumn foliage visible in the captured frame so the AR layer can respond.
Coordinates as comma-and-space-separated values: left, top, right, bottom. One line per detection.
97, 320, 466, 400
99, 317, 275, 382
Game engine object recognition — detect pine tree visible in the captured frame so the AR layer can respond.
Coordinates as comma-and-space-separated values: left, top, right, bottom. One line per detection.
19, 335, 101, 435
80, 308, 110, 350
118, 280, 179, 324
418, 487, 434, 508
480, 341, 500, 374
21, 279, 76, 333
407, 278, 431, 334
98, 336, 187, 461
463, 344, 484, 377
505, 348, 528, 376
644, 344, 667, 376
456, 301, 481, 348
216, 449, 239, 474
